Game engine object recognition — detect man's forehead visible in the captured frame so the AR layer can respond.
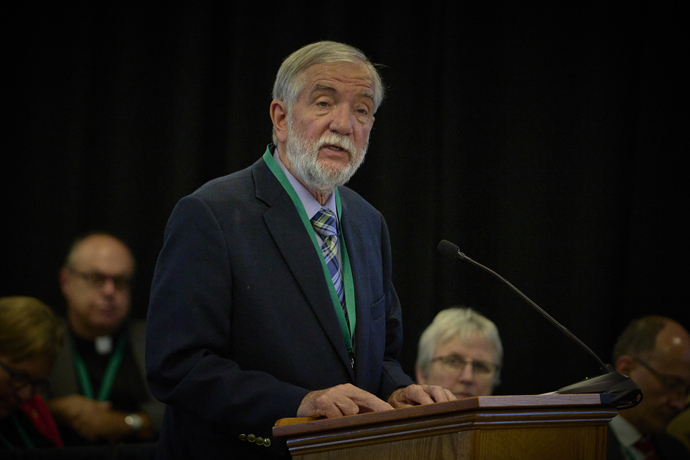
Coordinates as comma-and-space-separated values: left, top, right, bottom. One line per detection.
438, 333, 496, 355
655, 322, 690, 355
72, 237, 134, 270
649, 322, 690, 375
303, 62, 376, 96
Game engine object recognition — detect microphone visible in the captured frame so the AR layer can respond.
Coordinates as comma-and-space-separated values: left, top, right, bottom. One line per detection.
437, 239, 641, 408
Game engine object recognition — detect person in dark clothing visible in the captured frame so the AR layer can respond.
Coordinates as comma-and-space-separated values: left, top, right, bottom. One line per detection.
47, 232, 164, 446
607, 316, 690, 459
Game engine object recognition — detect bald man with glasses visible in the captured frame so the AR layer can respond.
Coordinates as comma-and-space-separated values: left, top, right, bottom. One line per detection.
46, 232, 164, 446
607, 316, 690, 460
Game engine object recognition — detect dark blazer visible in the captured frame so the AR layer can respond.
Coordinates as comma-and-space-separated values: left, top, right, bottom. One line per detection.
146, 152, 414, 459
47, 320, 165, 433
607, 428, 690, 460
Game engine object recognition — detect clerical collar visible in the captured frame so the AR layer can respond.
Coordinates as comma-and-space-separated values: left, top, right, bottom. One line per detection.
94, 335, 113, 354
71, 326, 126, 356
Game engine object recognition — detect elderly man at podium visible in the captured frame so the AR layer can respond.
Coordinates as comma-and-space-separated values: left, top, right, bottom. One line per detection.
146, 40, 455, 459
607, 316, 690, 460
415, 307, 503, 399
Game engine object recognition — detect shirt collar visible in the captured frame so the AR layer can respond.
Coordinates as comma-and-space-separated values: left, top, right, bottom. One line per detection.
273, 148, 337, 221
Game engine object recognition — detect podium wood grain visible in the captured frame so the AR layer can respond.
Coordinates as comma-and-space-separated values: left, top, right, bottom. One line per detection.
273, 394, 616, 459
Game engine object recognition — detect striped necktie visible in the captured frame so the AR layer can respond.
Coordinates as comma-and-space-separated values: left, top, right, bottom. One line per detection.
310, 208, 349, 327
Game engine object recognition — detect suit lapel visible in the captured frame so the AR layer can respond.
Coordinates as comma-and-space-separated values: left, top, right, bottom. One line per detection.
339, 194, 371, 383
252, 159, 354, 378
606, 427, 626, 460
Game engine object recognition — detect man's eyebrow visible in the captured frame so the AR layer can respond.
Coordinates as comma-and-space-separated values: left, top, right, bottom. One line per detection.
311, 84, 336, 94
310, 84, 375, 103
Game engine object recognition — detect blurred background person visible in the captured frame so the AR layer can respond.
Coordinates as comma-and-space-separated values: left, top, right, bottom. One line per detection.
47, 232, 164, 445
1, 296, 64, 450
415, 307, 502, 398
667, 403, 690, 454
607, 315, 690, 460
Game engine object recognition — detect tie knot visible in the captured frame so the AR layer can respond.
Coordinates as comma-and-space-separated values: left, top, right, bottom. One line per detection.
311, 208, 338, 239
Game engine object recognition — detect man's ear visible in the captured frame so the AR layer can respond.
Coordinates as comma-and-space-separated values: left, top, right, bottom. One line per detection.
58, 267, 70, 293
270, 99, 288, 144
415, 367, 426, 384
615, 355, 635, 375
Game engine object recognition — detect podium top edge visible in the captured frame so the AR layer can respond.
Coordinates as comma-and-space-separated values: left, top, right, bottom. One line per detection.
273, 393, 605, 437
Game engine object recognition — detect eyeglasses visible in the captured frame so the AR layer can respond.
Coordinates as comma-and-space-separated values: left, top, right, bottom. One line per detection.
67, 267, 132, 291
431, 354, 499, 378
0, 359, 50, 394
633, 356, 690, 400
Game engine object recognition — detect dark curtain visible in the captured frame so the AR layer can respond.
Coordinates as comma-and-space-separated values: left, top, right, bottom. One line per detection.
7, 4, 688, 397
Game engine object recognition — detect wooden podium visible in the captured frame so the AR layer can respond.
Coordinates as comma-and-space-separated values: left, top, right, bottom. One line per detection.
273, 394, 617, 460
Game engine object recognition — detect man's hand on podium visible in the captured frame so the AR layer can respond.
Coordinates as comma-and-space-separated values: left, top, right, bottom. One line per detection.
296, 383, 456, 420
296, 383, 393, 418
388, 384, 456, 409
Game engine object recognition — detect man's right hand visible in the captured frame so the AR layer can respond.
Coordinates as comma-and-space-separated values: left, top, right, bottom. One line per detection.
297, 383, 393, 418
48, 395, 114, 441
48, 394, 149, 442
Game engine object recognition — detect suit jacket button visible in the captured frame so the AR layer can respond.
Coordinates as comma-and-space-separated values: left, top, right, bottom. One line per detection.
263, 437, 271, 447
239, 434, 247, 441
247, 434, 256, 443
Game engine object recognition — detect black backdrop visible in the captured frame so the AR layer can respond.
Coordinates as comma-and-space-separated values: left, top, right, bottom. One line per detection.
6, 4, 688, 398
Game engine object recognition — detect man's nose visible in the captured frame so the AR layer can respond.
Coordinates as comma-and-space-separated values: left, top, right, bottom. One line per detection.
100, 277, 118, 294
668, 391, 687, 411
329, 104, 353, 135
16, 384, 34, 403
456, 363, 476, 382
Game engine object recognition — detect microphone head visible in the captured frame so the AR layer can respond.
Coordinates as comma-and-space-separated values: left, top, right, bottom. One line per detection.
438, 240, 460, 259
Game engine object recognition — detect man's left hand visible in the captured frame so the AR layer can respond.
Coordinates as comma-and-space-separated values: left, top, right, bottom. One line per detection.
387, 384, 456, 408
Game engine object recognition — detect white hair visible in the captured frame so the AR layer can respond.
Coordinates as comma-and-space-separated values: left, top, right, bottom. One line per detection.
271, 41, 384, 145
416, 307, 503, 386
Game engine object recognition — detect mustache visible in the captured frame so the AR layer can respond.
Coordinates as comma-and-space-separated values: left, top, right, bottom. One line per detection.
317, 133, 358, 157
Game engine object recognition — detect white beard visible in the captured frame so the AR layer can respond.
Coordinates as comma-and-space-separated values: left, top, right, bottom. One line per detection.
284, 120, 368, 194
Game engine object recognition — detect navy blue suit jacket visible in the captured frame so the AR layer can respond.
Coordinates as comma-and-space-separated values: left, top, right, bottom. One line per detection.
146, 152, 414, 458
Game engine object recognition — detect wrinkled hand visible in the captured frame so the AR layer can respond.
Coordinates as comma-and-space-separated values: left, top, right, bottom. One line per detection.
387, 384, 456, 409
48, 395, 125, 442
297, 383, 394, 418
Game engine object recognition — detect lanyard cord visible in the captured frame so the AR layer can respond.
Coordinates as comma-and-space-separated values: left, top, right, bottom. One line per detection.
73, 330, 128, 401
0, 413, 35, 449
263, 148, 357, 355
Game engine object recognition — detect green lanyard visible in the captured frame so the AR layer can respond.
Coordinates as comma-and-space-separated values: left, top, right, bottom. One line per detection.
263, 148, 357, 356
73, 331, 128, 401
0, 414, 35, 449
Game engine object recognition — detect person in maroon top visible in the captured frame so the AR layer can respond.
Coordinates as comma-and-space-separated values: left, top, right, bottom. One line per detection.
0, 296, 64, 451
